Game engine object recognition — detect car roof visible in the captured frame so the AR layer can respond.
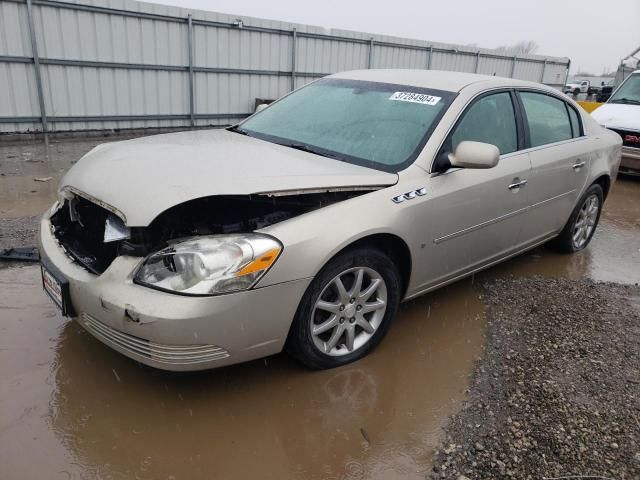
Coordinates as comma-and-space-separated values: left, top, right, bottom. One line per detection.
330, 69, 544, 92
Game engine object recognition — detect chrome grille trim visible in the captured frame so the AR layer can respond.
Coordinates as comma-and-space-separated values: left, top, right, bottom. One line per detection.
81, 313, 230, 365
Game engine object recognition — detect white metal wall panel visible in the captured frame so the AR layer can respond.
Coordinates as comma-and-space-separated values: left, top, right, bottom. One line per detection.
477, 56, 513, 77
41, 65, 188, 115
194, 72, 289, 114
296, 37, 368, 74
374, 46, 427, 70
194, 26, 291, 71
431, 51, 477, 73
49, 118, 189, 131
0, 0, 570, 134
0, 0, 31, 56
0, 62, 40, 132
0, 62, 38, 115
33, 5, 188, 65
513, 60, 543, 82
543, 63, 569, 86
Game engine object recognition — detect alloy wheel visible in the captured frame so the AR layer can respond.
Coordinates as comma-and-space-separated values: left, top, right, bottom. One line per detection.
572, 194, 600, 249
310, 267, 388, 356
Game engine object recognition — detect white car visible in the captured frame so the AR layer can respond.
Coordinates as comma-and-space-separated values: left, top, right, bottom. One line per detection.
591, 70, 640, 175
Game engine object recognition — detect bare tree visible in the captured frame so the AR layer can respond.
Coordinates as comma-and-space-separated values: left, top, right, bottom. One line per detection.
495, 40, 539, 55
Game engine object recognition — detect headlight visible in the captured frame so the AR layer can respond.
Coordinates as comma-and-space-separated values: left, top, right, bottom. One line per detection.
134, 234, 282, 295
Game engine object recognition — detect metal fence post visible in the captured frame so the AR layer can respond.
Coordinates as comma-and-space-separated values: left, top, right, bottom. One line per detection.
539, 59, 547, 83
291, 28, 297, 91
474, 51, 480, 73
565, 59, 571, 86
187, 14, 195, 128
510, 55, 517, 78
427, 45, 433, 69
368, 38, 374, 68
25, 0, 48, 143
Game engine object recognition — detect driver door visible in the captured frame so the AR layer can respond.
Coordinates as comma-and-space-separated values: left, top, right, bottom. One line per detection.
412, 90, 532, 291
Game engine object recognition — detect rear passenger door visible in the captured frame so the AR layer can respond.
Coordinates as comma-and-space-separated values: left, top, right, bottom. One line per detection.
516, 91, 591, 241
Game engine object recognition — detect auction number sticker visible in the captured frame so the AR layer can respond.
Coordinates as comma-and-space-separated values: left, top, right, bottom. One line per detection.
389, 91, 441, 106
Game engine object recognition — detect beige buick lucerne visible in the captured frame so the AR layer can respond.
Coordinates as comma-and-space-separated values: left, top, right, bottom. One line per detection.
40, 70, 622, 371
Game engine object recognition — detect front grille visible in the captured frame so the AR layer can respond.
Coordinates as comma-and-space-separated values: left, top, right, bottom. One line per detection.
81, 313, 230, 365
609, 128, 640, 150
50, 196, 120, 274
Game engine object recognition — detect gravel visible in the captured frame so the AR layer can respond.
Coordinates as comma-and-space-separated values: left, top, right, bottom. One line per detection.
431, 276, 640, 480
0, 216, 39, 252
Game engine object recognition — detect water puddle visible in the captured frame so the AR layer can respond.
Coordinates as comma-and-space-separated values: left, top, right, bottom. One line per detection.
0, 265, 484, 479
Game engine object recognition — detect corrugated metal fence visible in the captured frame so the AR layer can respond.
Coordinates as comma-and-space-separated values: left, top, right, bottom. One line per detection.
0, 0, 571, 134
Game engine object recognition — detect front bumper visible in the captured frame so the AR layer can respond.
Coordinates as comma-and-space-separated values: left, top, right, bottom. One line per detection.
39, 217, 311, 371
620, 146, 640, 175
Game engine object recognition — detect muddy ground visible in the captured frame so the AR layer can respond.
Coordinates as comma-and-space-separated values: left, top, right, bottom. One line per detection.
0, 135, 639, 479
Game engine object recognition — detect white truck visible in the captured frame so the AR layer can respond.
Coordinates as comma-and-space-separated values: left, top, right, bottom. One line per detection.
563, 79, 591, 95
591, 70, 640, 175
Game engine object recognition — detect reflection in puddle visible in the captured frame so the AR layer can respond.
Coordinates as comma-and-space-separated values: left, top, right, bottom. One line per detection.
0, 266, 483, 480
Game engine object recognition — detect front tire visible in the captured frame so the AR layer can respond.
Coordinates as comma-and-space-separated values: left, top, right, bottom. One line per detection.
553, 184, 603, 253
286, 248, 401, 369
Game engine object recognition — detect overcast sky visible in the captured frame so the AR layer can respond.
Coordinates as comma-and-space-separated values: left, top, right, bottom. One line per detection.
148, 0, 639, 75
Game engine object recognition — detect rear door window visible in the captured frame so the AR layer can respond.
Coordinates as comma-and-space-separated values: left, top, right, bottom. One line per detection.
519, 92, 573, 147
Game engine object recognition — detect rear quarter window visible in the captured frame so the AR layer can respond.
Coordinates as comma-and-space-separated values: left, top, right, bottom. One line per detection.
567, 105, 582, 137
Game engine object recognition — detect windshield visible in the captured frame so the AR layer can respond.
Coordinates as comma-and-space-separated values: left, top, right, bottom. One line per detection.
609, 74, 640, 104
237, 78, 455, 172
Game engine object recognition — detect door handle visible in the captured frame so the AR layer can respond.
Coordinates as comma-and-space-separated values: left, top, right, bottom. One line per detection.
572, 160, 586, 170
508, 179, 528, 190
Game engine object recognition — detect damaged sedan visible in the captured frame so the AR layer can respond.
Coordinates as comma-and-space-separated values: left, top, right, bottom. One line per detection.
40, 70, 622, 371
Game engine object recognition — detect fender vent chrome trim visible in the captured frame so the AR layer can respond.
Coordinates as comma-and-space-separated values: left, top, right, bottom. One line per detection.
392, 187, 426, 203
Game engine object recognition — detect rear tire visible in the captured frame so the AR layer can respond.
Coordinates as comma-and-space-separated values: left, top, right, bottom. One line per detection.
553, 184, 603, 253
286, 248, 401, 369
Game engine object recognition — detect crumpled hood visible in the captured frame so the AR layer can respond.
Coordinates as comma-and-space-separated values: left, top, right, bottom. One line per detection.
61, 129, 398, 226
591, 103, 640, 131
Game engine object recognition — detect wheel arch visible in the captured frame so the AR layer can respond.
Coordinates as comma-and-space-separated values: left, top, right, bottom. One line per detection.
592, 174, 611, 200
326, 233, 413, 299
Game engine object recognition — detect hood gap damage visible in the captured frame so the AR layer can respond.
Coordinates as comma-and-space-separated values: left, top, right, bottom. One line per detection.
50, 189, 381, 274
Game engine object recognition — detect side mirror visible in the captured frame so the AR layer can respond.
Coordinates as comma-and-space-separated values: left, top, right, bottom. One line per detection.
255, 103, 269, 113
448, 141, 500, 169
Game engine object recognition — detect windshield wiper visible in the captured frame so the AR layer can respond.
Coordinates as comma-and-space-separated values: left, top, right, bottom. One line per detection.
227, 125, 251, 136
284, 143, 339, 159
609, 98, 640, 105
